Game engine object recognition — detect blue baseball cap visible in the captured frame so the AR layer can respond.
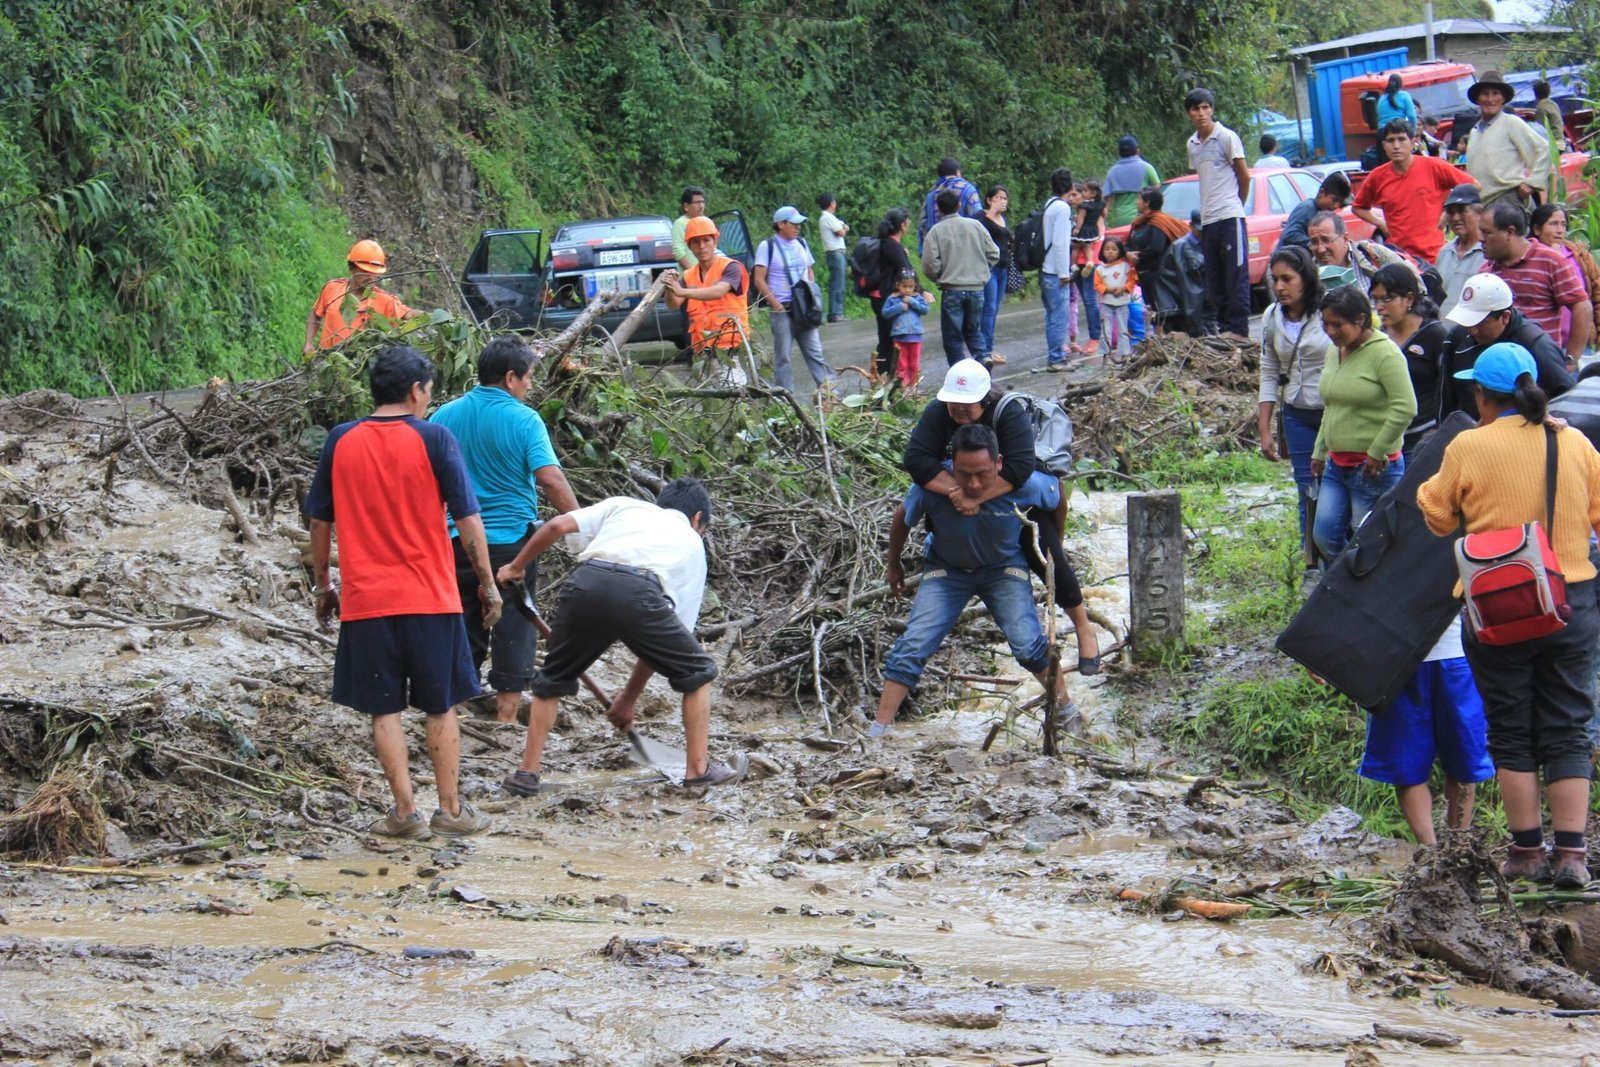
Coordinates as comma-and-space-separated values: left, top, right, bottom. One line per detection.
1453, 342, 1536, 393
773, 205, 808, 224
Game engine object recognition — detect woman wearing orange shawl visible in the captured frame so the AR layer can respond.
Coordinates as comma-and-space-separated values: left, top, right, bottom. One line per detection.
1126, 186, 1189, 335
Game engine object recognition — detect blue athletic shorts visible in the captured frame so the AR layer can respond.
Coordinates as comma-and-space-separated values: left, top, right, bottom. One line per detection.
1359, 657, 1495, 786
331, 613, 480, 716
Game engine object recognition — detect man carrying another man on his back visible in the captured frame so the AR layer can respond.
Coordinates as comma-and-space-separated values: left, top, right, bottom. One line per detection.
1353, 119, 1474, 264
307, 345, 499, 840
664, 215, 751, 358
1184, 87, 1252, 340
922, 188, 1000, 368
493, 477, 747, 792
871, 423, 1074, 739
431, 337, 579, 724
1482, 201, 1592, 366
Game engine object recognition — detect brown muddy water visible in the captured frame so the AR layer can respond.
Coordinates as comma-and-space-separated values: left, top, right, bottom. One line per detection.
0, 419, 1594, 1064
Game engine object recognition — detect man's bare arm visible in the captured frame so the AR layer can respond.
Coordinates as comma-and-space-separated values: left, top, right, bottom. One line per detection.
497, 512, 580, 584
456, 514, 503, 626
535, 465, 580, 514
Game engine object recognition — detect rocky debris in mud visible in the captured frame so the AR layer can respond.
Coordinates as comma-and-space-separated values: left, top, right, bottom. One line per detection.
1376, 832, 1600, 1009
1068, 334, 1257, 468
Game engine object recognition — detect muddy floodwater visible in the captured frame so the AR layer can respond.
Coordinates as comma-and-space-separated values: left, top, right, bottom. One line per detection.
0, 416, 1594, 1065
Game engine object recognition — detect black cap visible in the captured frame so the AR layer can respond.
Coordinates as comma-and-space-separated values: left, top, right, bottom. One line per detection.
1444, 183, 1481, 208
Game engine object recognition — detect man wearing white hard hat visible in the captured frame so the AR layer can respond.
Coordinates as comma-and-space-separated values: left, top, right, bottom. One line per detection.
1438, 272, 1572, 421
900, 360, 1101, 674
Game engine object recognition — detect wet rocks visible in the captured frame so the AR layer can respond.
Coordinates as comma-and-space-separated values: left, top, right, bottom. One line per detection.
939, 831, 989, 854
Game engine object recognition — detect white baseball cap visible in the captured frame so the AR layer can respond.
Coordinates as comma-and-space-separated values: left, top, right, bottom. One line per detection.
772, 205, 808, 224
1446, 273, 1513, 327
936, 358, 991, 403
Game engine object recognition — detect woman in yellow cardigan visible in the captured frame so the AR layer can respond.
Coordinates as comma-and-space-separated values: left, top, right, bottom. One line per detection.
1418, 343, 1600, 889
1309, 286, 1416, 562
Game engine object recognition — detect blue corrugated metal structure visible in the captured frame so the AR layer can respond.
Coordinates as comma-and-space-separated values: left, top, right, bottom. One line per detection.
1307, 47, 1408, 160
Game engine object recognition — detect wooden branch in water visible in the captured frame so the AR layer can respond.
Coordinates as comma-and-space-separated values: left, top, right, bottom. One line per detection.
221, 483, 260, 546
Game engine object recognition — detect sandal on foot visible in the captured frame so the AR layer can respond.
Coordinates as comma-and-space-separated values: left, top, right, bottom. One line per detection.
989, 353, 1008, 365
683, 753, 748, 788
1078, 654, 1103, 677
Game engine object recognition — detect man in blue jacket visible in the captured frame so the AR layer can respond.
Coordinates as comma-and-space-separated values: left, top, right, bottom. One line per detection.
871, 423, 1071, 739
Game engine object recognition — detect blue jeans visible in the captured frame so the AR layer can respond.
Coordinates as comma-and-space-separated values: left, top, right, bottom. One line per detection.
940, 288, 986, 365
1313, 456, 1405, 562
1070, 271, 1102, 341
1281, 405, 1323, 552
979, 264, 1006, 355
824, 250, 846, 321
882, 564, 1050, 688
1041, 272, 1069, 362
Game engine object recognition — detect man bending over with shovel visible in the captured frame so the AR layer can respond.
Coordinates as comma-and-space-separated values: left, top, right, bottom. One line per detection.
872, 423, 1072, 739
493, 476, 746, 791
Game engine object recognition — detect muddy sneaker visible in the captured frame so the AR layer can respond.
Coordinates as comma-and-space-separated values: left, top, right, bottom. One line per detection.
1501, 844, 1551, 883
502, 769, 542, 796
1552, 847, 1591, 890
1050, 700, 1086, 738
683, 753, 748, 788
430, 802, 491, 837
867, 720, 894, 740
367, 807, 433, 840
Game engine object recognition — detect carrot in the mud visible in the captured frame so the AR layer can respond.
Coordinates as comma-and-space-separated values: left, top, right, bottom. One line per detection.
1115, 887, 1145, 901
1173, 895, 1251, 920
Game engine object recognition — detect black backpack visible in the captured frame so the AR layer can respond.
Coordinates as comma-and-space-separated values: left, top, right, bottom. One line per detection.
848, 236, 881, 296
1012, 200, 1052, 273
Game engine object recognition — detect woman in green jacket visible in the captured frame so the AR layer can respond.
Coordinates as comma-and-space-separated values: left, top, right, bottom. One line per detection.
1309, 285, 1417, 561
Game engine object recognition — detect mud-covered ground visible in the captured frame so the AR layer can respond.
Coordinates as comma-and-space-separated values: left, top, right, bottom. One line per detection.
0, 395, 1597, 1065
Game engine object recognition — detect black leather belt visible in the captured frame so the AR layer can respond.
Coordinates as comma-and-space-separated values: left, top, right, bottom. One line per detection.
582, 558, 662, 589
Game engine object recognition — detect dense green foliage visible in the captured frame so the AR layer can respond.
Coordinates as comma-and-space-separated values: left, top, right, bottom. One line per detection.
4, 0, 1280, 393
1, 2, 351, 392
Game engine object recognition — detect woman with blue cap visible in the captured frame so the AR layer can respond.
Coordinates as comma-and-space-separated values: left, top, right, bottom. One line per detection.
1418, 342, 1600, 889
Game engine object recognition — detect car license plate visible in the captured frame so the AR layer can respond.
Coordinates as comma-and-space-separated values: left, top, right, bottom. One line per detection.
596, 248, 635, 266
583, 269, 651, 300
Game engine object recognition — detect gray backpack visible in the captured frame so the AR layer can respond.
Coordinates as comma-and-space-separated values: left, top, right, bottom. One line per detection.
993, 390, 1074, 476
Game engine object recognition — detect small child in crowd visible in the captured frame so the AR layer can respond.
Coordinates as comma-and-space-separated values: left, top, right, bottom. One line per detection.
1093, 236, 1137, 364
880, 268, 930, 389
1357, 617, 1494, 847
1067, 181, 1105, 355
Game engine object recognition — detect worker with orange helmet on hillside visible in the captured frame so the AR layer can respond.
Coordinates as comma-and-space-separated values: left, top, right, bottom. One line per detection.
663, 216, 750, 354
303, 239, 423, 355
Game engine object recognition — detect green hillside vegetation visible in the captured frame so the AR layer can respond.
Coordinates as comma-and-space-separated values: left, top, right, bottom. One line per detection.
4, 0, 1284, 393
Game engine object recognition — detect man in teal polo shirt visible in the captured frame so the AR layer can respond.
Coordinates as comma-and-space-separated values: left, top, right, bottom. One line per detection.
432, 337, 579, 721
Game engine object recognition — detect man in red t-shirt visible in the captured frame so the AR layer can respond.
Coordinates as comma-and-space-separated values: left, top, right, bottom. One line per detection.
306, 345, 503, 840
302, 239, 421, 355
1353, 120, 1474, 263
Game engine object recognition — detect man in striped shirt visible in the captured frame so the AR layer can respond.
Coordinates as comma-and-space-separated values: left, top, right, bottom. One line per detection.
1482, 201, 1592, 366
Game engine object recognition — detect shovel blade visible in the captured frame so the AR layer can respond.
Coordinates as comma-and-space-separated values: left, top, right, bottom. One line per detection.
628, 730, 687, 778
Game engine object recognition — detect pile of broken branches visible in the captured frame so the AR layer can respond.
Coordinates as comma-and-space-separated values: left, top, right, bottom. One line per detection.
1066, 334, 1258, 469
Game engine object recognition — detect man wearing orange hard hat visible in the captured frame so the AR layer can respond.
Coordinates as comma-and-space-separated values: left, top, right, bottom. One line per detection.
303, 238, 423, 355
663, 215, 750, 355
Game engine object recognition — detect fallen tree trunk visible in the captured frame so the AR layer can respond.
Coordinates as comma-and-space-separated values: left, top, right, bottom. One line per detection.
605, 273, 672, 351
540, 289, 628, 363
